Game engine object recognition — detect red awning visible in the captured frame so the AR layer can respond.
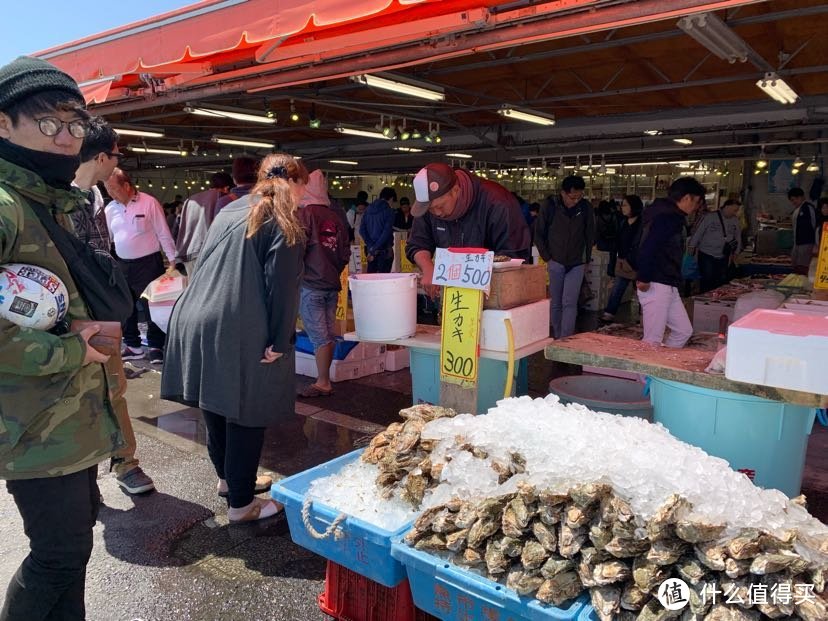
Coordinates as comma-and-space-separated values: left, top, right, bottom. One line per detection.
38, 0, 512, 83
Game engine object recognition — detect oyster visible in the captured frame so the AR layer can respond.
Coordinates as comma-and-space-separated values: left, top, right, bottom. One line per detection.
565, 503, 592, 529
749, 552, 810, 576
392, 418, 425, 454
795, 591, 827, 621
453, 502, 478, 529
676, 555, 708, 586
484, 539, 509, 575
632, 556, 669, 593
726, 529, 762, 560
445, 528, 469, 552
540, 557, 575, 579
592, 560, 632, 586
570, 482, 612, 508
516, 570, 545, 596
724, 556, 752, 579
647, 494, 690, 540
398, 403, 457, 422
535, 571, 583, 606
620, 583, 649, 611
636, 597, 681, 621
703, 604, 760, 620
589, 522, 614, 551
559, 523, 588, 558
401, 472, 428, 506
520, 539, 549, 571
430, 509, 456, 534
499, 536, 523, 558
605, 536, 650, 558
695, 541, 727, 571
414, 533, 446, 551
675, 520, 726, 544
467, 516, 501, 549
460, 547, 484, 566
647, 538, 690, 566
590, 585, 622, 621
506, 565, 525, 592
532, 520, 558, 552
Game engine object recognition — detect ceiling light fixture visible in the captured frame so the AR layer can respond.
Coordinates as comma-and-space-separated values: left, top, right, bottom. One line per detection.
807, 159, 820, 172
793, 156, 805, 168
308, 104, 321, 129
755, 146, 768, 169
128, 144, 187, 156
399, 119, 411, 141
183, 104, 276, 124
113, 127, 165, 138
394, 146, 423, 152
290, 99, 299, 122
425, 123, 442, 144
411, 127, 423, 140
677, 12, 749, 63
334, 125, 391, 140
329, 159, 359, 166
497, 105, 556, 126
673, 138, 694, 145
446, 153, 472, 159
756, 72, 799, 105
643, 129, 663, 136
351, 73, 445, 102
212, 136, 274, 149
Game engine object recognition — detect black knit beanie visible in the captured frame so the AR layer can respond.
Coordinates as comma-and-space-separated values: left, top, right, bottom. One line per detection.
0, 56, 83, 111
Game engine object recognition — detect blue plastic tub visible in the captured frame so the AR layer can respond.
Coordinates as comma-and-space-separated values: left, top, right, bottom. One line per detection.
391, 541, 597, 621
295, 332, 359, 360
271, 449, 412, 587
648, 378, 816, 497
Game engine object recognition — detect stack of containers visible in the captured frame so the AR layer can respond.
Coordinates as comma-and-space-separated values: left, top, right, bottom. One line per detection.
294, 333, 387, 382
582, 251, 611, 312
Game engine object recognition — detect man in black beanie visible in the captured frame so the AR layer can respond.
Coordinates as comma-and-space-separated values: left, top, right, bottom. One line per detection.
0, 56, 124, 621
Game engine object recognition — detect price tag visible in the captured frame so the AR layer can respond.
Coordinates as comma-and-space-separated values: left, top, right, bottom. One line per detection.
399, 238, 417, 273
359, 239, 368, 271
815, 223, 828, 290
440, 286, 483, 385
336, 265, 349, 321
433, 247, 494, 294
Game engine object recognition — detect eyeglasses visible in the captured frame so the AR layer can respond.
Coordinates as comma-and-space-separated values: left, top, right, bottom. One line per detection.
104, 152, 124, 160
35, 116, 89, 139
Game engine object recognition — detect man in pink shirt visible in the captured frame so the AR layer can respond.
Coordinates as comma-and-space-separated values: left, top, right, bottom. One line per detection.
105, 168, 177, 364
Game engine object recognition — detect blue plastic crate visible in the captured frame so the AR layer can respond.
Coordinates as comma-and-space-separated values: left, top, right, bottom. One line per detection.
271, 449, 413, 587
391, 541, 597, 621
295, 331, 359, 360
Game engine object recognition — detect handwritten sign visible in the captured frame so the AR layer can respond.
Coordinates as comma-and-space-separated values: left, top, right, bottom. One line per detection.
815, 223, 828, 290
336, 265, 349, 321
433, 248, 494, 294
440, 286, 483, 384
359, 239, 368, 272
399, 238, 416, 273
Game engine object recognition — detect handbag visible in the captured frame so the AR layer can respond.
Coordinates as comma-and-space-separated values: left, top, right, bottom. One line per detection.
29, 201, 134, 323
615, 257, 637, 280
717, 211, 738, 257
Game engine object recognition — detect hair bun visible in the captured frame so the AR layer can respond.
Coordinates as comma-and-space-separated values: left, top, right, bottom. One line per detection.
266, 165, 288, 179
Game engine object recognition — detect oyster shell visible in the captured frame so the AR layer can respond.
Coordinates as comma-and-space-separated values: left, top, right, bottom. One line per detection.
676, 555, 708, 586
445, 528, 469, 553
532, 520, 558, 552
726, 529, 762, 560
520, 539, 549, 571
620, 583, 649, 611
590, 585, 622, 621
632, 556, 669, 593
535, 571, 583, 606
559, 523, 588, 558
484, 539, 510, 575
675, 520, 726, 544
695, 541, 727, 572
647, 538, 690, 566
540, 556, 575, 579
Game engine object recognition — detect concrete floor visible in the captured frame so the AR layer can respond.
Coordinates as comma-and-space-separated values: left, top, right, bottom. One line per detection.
1, 349, 826, 621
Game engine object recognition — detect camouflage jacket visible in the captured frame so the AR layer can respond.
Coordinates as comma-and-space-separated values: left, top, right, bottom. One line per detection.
0, 157, 123, 479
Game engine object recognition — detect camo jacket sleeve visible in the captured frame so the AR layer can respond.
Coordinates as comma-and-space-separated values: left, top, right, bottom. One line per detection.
0, 193, 85, 376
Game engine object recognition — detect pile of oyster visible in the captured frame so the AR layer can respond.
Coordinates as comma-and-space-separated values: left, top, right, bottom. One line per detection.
404, 481, 826, 621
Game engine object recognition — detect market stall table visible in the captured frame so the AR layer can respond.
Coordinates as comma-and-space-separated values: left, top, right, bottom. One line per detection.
345, 326, 553, 414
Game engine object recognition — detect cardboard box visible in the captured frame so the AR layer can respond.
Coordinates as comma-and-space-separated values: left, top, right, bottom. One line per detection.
485, 264, 547, 309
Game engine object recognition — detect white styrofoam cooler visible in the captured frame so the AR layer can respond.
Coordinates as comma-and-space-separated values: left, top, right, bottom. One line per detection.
479, 298, 550, 352
725, 308, 828, 393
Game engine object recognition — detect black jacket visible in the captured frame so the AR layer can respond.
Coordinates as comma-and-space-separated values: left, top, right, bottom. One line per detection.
617, 217, 642, 267
534, 196, 594, 266
405, 171, 531, 262
636, 197, 686, 287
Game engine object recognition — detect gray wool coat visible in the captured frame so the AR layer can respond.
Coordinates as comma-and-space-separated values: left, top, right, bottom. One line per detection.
160, 195, 304, 426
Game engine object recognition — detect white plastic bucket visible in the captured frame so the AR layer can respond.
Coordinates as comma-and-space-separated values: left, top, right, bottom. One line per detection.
349, 273, 417, 341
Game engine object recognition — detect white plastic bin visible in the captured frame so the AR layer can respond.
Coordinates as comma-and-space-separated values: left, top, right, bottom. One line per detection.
348, 273, 417, 341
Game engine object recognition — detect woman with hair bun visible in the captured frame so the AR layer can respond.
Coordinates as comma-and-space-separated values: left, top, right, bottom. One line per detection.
162, 153, 307, 522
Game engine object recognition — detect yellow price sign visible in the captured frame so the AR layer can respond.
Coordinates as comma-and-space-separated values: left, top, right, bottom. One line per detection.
440, 286, 483, 385
399, 239, 416, 273
360, 239, 368, 271
336, 265, 349, 321
815, 223, 828, 290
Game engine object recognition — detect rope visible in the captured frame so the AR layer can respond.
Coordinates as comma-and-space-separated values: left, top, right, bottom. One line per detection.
301, 496, 347, 541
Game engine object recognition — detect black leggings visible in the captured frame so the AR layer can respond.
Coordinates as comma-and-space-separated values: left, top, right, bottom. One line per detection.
201, 410, 265, 508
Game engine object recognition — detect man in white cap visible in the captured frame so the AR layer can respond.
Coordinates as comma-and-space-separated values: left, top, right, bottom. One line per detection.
405, 163, 531, 297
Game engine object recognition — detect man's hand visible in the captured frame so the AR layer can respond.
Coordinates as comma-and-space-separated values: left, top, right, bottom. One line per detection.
79, 325, 110, 365
260, 346, 283, 364
413, 250, 440, 298
636, 281, 650, 292
164, 264, 180, 277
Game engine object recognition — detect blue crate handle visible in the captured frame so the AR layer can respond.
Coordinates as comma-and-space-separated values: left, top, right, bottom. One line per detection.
301, 496, 347, 541
817, 409, 828, 427
643, 376, 651, 397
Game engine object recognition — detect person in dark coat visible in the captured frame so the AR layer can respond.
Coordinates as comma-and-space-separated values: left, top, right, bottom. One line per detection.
360, 186, 397, 272
601, 195, 643, 321
161, 153, 307, 523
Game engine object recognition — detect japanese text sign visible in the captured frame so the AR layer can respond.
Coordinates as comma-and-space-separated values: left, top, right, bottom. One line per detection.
433, 247, 494, 294
440, 286, 483, 385
336, 265, 349, 321
815, 223, 828, 290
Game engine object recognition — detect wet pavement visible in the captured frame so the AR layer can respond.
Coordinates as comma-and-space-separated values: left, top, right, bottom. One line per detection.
1, 336, 827, 620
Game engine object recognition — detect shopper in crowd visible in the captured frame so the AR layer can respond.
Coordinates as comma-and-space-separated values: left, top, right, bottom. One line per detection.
594, 198, 620, 276
636, 177, 705, 348
789, 187, 817, 274
104, 168, 178, 364
601, 195, 643, 322
347, 190, 368, 242
161, 153, 306, 522
296, 170, 351, 398
361, 186, 397, 273
688, 198, 741, 294
394, 196, 413, 230
72, 117, 155, 495
534, 175, 595, 338
175, 171, 233, 275
0, 55, 124, 621
406, 163, 531, 298
214, 155, 258, 221
817, 197, 828, 245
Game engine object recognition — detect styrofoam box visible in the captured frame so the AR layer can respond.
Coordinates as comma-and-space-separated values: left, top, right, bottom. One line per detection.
385, 347, 410, 371
296, 352, 363, 382
480, 298, 550, 351
725, 309, 828, 393
692, 297, 735, 333
352, 342, 387, 360
362, 355, 386, 376
782, 303, 828, 316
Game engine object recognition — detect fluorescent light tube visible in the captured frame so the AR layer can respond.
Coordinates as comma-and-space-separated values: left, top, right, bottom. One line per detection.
212, 137, 273, 149
329, 160, 358, 166
497, 106, 556, 126
128, 144, 186, 156
673, 138, 694, 145
184, 105, 275, 124
394, 147, 423, 152
113, 127, 165, 138
756, 72, 799, 104
334, 125, 391, 140
446, 153, 473, 159
351, 74, 445, 102
677, 13, 749, 63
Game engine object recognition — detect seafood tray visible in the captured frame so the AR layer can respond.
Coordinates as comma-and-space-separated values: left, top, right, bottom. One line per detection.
271, 449, 413, 587
391, 541, 596, 621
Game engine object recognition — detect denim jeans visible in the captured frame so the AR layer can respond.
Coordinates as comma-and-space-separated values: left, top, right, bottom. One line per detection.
2, 466, 100, 621
605, 276, 633, 316
202, 410, 266, 509
546, 261, 585, 338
